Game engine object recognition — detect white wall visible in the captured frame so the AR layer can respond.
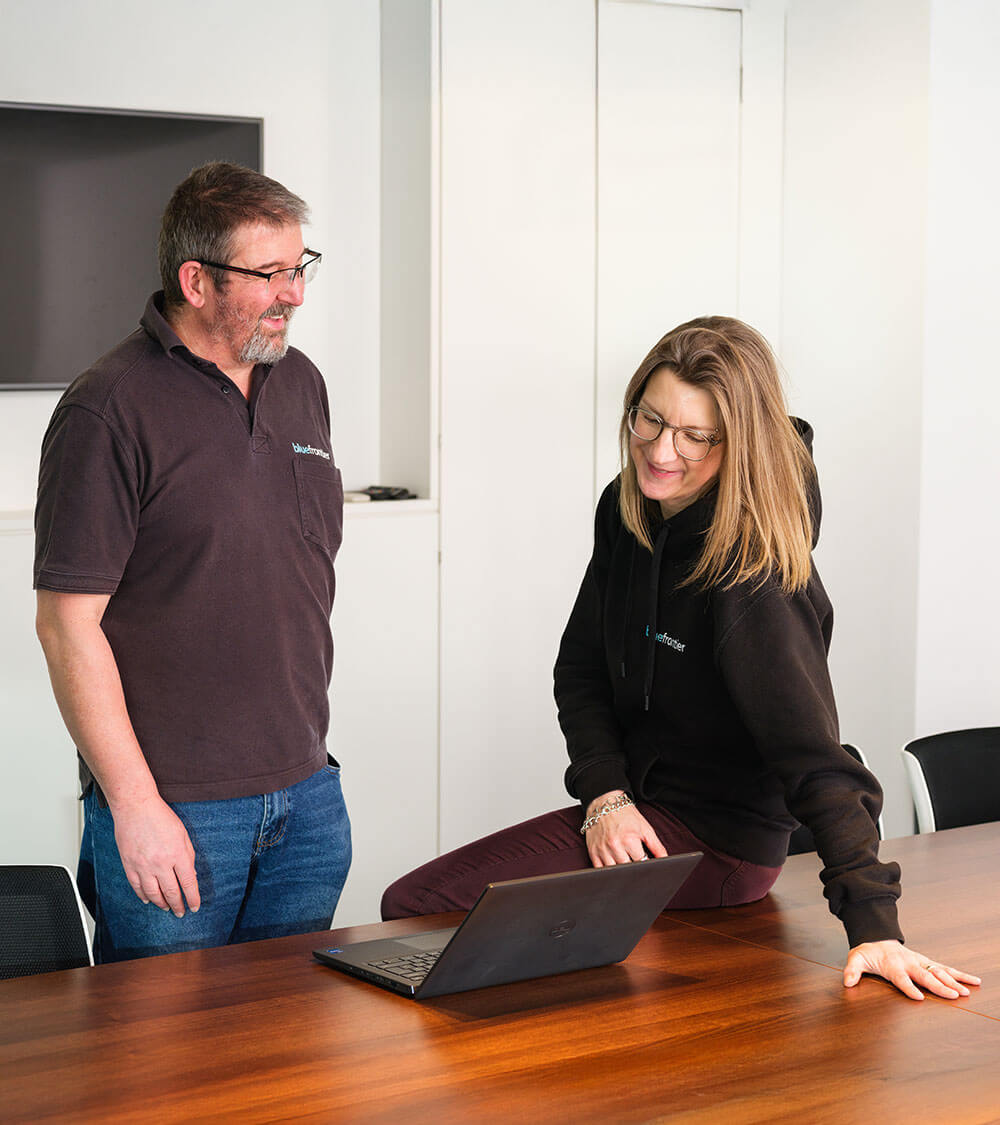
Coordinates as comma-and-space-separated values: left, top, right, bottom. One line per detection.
780, 0, 931, 835
595, 1, 743, 488
0, 0, 427, 928
437, 0, 597, 847
0, 514, 78, 866
431, 0, 997, 840
3, 0, 998, 919
779, 0, 1000, 831
328, 507, 440, 923
0, 0, 381, 501
916, 0, 1000, 736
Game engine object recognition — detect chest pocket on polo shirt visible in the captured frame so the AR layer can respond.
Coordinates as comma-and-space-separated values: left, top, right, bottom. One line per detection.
293, 458, 344, 557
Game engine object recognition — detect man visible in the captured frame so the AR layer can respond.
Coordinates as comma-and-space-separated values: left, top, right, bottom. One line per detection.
34, 163, 351, 963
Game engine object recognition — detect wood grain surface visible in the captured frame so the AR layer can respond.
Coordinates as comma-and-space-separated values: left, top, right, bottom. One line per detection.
2, 824, 997, 1123
665, 821, 998, 1016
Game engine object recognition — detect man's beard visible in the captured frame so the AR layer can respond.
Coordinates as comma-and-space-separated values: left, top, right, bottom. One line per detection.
238, 301, 297, 365
213, 293, 297, 366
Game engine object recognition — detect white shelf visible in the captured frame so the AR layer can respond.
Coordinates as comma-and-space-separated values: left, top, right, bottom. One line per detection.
0, 510, 33, 534
2, 503, 437, 530
343, 498, 437, 519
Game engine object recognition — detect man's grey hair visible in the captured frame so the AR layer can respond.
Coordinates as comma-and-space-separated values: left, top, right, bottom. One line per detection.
158, 162, 310, 307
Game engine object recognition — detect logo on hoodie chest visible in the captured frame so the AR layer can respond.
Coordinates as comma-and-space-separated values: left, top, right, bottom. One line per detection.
645, 626, 686, 653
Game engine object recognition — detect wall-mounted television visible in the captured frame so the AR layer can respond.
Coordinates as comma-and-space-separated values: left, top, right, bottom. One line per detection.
0, 103, 262, 390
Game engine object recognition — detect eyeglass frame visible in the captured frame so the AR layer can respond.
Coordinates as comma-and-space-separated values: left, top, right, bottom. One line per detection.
626, 405, 723, 463
198, 249, 322, 288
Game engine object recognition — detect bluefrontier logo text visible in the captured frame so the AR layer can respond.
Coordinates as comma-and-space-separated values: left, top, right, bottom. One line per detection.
645, 626, 686, 653
291, 442, 331, 460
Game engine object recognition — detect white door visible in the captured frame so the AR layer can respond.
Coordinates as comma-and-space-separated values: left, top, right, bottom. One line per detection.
595, 1, 742, 490
438, 0, 745, 852
438, 0, 598, 849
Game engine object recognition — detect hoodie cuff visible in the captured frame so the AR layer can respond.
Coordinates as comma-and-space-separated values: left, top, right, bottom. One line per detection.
838, 897, 905, 949
569, 759, 633, 809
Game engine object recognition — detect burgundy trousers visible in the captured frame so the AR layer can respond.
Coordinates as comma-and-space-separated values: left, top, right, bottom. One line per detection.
381, 802, 782, 920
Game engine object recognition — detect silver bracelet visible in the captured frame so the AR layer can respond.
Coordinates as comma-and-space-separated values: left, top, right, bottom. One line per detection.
579, 792, 634, 834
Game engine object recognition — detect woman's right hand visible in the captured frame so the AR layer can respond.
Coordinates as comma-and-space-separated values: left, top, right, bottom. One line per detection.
584, 791, 668, 866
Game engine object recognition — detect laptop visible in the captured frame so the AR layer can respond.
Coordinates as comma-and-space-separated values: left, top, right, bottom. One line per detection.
313, 851, 702, 999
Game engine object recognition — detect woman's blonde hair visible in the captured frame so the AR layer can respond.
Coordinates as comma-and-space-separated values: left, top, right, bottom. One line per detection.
618, 316, 816, 593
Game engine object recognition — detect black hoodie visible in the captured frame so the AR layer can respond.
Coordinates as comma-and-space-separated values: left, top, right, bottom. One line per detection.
554, 421, 903, 948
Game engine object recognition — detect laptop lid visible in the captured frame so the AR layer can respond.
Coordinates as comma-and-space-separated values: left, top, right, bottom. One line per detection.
313, 851, 702, 999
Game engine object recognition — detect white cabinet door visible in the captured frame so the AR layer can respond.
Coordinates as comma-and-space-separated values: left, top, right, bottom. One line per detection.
0, 520, 81, 869
329, 508, 440, 925
438, 0, 598, 850
595, 1, 742, 490
438, 1, 744, 852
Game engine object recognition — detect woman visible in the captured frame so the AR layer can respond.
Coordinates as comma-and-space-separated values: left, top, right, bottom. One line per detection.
383, 316, 978, 1001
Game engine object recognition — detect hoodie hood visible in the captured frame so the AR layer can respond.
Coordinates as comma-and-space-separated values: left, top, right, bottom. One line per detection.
792, 416, 823, 549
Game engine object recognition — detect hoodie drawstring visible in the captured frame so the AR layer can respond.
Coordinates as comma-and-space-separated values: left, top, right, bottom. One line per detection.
643, 523, 670, 711
620, 537, 637, 678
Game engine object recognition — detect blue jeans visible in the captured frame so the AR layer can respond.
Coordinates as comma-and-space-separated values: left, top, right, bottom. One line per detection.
79, 763, 352, 964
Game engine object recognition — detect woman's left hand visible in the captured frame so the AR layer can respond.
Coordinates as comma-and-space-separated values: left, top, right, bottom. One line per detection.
844, 940, 981, 1000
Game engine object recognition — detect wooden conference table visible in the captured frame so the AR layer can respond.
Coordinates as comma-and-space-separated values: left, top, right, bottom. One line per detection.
3, 823, 999, 1124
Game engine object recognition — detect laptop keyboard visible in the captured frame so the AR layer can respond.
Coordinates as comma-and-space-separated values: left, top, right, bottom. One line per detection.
368, 949, 444, 982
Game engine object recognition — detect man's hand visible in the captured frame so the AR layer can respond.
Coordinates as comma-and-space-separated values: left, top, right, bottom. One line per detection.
844, 940, 981, 1000
111, 793, 201, 917
584, 791, 668, 866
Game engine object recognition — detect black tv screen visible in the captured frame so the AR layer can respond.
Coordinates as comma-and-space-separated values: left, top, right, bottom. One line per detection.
1, 103, 262, 389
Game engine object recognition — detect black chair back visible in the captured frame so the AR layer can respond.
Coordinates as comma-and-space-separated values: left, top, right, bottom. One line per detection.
0, 865, 92, 980
902, 726, 1000, 833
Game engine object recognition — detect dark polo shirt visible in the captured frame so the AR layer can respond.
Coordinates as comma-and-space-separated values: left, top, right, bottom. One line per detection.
34, 293, 343, 802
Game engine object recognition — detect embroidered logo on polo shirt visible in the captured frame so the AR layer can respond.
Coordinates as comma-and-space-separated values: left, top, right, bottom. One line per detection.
291, 442, 331, 461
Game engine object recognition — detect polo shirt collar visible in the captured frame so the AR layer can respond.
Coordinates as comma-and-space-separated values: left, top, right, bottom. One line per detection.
139, 291, 274, 382
141, 291, 195, 358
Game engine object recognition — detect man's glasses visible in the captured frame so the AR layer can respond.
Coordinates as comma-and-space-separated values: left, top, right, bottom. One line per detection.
627, 406, 722, 462
200, 250, 322, 289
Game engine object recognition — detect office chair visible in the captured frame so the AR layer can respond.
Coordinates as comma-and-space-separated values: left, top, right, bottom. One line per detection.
0, 864, 93, 980
786, 743, 885, 856
902, 726, 1000, 834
